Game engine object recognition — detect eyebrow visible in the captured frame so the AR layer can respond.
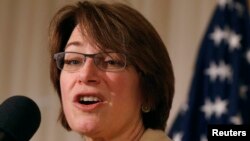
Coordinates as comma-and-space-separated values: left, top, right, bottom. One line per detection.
65, 41, 83, 48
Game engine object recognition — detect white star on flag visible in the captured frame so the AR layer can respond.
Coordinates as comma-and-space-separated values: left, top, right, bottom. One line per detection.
210, 26, 226, 46
210, 26, 242, 51
246, 49, 250, 64
200, 135, 208, 141
227, 31, 242, 51
213, 97, 228, 118
205, 61, 232, 82
201, 97, 228, 119
217, 61, 232, 81
172, 132, 183, 141
239, 85, 248, 100
218, 0, 233, 9
201, 98, 214, 119
230, 114, 242, 125
205, 62, 218, 81
180, 103, 189, 114
234, 2, 244, 16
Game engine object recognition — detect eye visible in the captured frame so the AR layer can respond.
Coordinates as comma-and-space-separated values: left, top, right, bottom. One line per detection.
105, 59, 123, 66
62, 57, 83, 71
101, 55, 125, 68
64, 59, 81, 65
63, 55, 83, 66
94, 52, 126, 71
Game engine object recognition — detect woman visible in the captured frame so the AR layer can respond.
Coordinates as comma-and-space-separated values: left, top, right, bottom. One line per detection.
49, 0, 174, 141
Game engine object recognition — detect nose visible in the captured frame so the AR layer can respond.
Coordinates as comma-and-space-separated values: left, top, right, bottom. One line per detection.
77, 58, 100, 84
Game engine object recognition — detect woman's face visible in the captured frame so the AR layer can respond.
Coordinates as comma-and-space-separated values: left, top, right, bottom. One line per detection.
60, 26, 143, 138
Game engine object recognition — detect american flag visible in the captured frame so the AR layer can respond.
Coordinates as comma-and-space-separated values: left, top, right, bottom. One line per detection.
168, 0, 250, 141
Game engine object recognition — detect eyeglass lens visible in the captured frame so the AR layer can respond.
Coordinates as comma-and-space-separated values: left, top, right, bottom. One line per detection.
54, 52, 126, 72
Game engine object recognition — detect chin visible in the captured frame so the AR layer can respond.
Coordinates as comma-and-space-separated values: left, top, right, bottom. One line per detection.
70, 118, 100, 135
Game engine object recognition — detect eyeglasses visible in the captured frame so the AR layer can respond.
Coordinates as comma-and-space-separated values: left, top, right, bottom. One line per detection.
54, 52, 127, 72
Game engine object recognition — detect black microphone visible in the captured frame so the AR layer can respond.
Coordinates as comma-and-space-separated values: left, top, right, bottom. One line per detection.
0, 95, 41, 141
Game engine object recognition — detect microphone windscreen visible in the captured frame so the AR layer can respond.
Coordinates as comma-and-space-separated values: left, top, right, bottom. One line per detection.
0, 95, 41, 141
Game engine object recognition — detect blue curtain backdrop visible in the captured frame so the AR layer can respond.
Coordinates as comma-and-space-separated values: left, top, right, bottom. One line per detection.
168, 0, 250, 140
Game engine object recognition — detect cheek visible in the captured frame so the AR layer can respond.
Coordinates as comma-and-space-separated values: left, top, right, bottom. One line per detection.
109, 72, 142, 105
60, 74, 69, 103
60, 72, 74, 109
60, 72, 74, 93
60, 73, 76, 125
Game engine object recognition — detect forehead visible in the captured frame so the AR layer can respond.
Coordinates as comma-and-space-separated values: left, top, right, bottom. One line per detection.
65, 25, 100, 51
65, 24, 125, 54
67, 25, 94, 46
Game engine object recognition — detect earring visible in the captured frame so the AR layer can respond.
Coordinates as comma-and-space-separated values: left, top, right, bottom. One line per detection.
142, 105, 150, 113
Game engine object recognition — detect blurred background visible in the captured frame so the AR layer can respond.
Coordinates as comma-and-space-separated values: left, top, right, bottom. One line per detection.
0, 0, 230, 140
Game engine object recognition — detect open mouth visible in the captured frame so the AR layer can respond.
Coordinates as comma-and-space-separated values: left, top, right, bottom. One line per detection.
78, 96, 102, 105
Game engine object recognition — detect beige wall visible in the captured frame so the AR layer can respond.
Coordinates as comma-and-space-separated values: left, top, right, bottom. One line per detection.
0, 0, 221, 140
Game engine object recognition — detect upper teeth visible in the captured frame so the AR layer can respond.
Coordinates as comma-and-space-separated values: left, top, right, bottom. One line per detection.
80, 96, 100, 102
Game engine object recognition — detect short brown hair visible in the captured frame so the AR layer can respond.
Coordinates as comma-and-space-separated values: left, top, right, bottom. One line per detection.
49, 0, 174, 131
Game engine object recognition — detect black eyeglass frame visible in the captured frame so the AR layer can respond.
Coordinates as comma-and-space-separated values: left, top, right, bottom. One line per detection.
53, 51, 127, 72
